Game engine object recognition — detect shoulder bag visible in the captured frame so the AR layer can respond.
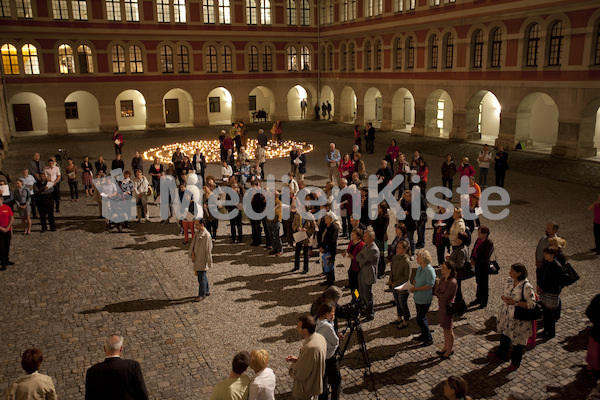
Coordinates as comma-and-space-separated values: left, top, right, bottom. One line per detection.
456, 260, 475, 281
513, 283, 542, 321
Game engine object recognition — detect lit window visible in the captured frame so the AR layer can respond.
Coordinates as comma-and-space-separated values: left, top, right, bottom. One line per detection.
106, 0, 121, 21
287, 46, 297, 71
203, 0, 214, 23
365, 0, 372, 17
260, 0, 270, 24
174, 0, 186, 22
340, 44, 346, 70
112, 45, 125, 73
473, 29, 483, 68
72, 0, 87, 20
595, 22, 600, 65
364, 42, 371, 70
394, 39, 402, 69
350, 0, 356, 20
218, 0, 230, 24
444, 34, 453, 68
222, 45, 232, 72
548, 21, 563, 66
406, 37, 414, 68
287, 0, 296, 25
394, 0, 402, 12
430, 35, 438, 69
16, 0, 33, 18
328, 45, 333, 70
121, 100, 134, 117
526, 24, 539, 67
1, 44, 19, 74
436, 100, 444, 129
157, 0, 170, 22
58, 44, 75, 74
22, 44, 40, 74
0, 0, 11, 17
490, 28, 502, 67
206, 45, 217, 72
349, 43, 355, 70
177, 45, 189, 72
407, 0, 415, 11
301, 46, 310, 70
129, 45, 143, 73
375, 41, 381, 70
160, 45, 173, 73
209, 97, 220, 113
374, 0, 382, 15
77, 44, 94, 73
341, 0, 347, 22
249, 45, 258, 72
65, 102, 78, 119
52, 0, 69, 19
246, 0, 256, 24
300, 0, 309, 26
262, 46, 272, 71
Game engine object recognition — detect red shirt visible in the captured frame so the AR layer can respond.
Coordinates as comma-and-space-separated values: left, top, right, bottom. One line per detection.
0, 204, 13, 230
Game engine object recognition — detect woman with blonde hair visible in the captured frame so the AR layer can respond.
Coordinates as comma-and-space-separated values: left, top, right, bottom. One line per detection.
248, 349, 276, 400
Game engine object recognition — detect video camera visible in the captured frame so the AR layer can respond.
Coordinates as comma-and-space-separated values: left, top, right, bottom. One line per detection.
336, 290, 365, 321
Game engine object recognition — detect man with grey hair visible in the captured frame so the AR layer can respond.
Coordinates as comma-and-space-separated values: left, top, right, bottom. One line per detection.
325, 143, 341, 185
257, 128, 267, 148
356, 228, 379, 322
85, 334, 148, 400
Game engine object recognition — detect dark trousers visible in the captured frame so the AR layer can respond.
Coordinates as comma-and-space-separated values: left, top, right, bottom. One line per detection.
0, 230, 11, 266
442, 178, 453, 199
474, 265, 490, 306
260, 162, 265, 180
114, 144, 122, 156
594, 222, 600, 250
230, 215, 242, 241
415, 303, 432, 341
53, 184, 60, 212
38, 198, 55, 231
348, 270, 359, 293
435, 244, 447, 266
377, 253, 386, 278
456, 279, 465, 306
366, 138, 374, 154
543, 307, 557, 337
318, 357, 341, 400
206, 219, 218, 238
261, 219, 272, 246
294, 243, 309, 271
68, 181, 78, 199
30, 193, 37, 217
325, 269, 335, 286
251, 219, 263, 245
416, 223, 425, 248
341, 215, 349, 237
496, 334, 524, 366
152, 178, 160, 200
495, 169, 506, 187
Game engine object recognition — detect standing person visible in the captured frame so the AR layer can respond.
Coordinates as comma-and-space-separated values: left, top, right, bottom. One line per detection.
372, 202, 389, 279
0, 196, 14, 270
112, 130, 124, 156
434, 262, 458, 359
457, 157, 475, 179
189, 218, 213, 301
321, 102, 327, 119
227, 184, 243, 243
266, 191, 283, 256
172, 147, 186, 183
535, 221, 559, 268
352, 153, 367, 180
338, 154, 353, 182
20, 169, 37, 218
131, 150, 143, 173
14, 179, 31, 235
326, 101, 332, 119
537, 247, 563, 340
294, 148, 307, 182
257, 128, 268, 148
95, 156, 107, 176
29, 152, 44, 182
192, 148, 207, 183
433, 207, 452, 266
410, 249, 436, 347
441, 154, 457, 200
290, 146, 300, 176
276, 121, 283, 143
343, 228, 364, 294
353, 125, 362, 151
447, 231, 469, 313
315, 303, 341, 400
417, 159, 429, 191
468, 176, 481, 228
488, 263, 536, 372
248, 349, 276, 400
148, 158, 164, 202
255, 144, 266, 180
365, 122, 375, 154
389, 241, 412, 329
376, 160, 393, 192
400, 190, 418, 256
319, 212, 339, 287
314, 103, 321, 119
209, 352, 251, 400
494, 146, 509, 187
447, 208, 466, 250
586, 294, 600, 377
478, 144, 492, 188
300, 98, 308, 119
469, 226, 494, 309
385, 139, 400, 172
133, 169, 150, 223
112, 154, 125, 172
356, 228, 379, 322
44, 159, 61, 213
270, 122, 278, 142
588, 195, 600, 255
81, 156, 94, 197
292, 203, 316, 274
85, 335, 148, 400
287, 315, 327, 400
326, 143, 341, 185
66, 158, 79, 201
6, 349, 57, 400
34, 174, 55, 233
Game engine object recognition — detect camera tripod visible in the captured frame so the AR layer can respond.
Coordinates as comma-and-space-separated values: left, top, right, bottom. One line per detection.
338, 315, 372, 375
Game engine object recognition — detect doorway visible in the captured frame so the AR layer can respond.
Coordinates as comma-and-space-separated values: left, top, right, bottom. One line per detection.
165, 99, 180, 123
12, 104, 33, 132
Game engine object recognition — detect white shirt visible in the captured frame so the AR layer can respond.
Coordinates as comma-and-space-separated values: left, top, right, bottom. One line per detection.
44, 165, 61, 183
248, 368, 276, 400
222, 165, 233, 180
478, 150, 492, 168
20, 175, 36, 194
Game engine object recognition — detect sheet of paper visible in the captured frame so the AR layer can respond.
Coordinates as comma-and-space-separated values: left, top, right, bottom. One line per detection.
0, 185, 8, 196
341, 256, 352, 269
293, 230, 308, 243
394, 281, 413, 292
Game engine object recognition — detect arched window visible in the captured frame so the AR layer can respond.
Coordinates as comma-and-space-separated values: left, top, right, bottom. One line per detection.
263, 46, 272, 71
472, 29, 483, 68
203, 0, 215, 23
174, 0, 186, 23
328, 45, 333, 70
249, 45, 258, 72
77, 44, 94, 73
157, 0, 170, 22
394, 38, 402, 69
430, 34, 438, 68
375, 41, 382, 70
365, 41, 372, 70
125, 0, 140, 21
443, 33, 453, 68
218, 0, 231, 24
1, 44, 19, 75
300, 0, 309, 26
406, 36, 414, 69
526, 23, 540, 67
206, 45, 217, 72
222, 45, 232, 72
490, 28, 502, 67
22, 44, 40, 75
106, 0, 122, 21
320, 46, 326, 71
548, 21, 563, 66
58, 44, 75, 74
129, 44, 143, 73
177, 45, 190, 72
595, 19, 600, 65
340, 44, 347, 71
349, 43, 355, 70
112, 45, 126, 73
287, 0, 296, 25
301, 46, 310, 70
160, 45, 173, 73
261, 0, 271, 24
287, 46, 297, 71
246, 0, 256, 24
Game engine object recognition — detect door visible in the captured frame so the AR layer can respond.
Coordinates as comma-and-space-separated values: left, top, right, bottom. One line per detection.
375, 97, 383, 121
12, 104, 33, 132
165, 98, 180, 123
404, 98, 412, 124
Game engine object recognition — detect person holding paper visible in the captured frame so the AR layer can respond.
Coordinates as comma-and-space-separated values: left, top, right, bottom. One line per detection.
434, 262, 458, 359
34, 173, 55, 232
325, 143, 341, 185
410, 249, 436, 346
389, 241, 412, 329
226, 184, 244, 244
338, 154, 353, 182
356, 228, 379, 322
112, 130, 124, 156
292, 204, 316, 273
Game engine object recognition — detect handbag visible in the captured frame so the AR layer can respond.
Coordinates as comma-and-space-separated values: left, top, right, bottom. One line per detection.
561, 262, 579, 287
446, 302, 458, 316
456, 260, 475, 281
488, 259, 500, 275
513, 284, 542, 321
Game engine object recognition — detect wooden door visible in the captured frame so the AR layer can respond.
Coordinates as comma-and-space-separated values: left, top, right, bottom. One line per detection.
12, 104, 33, 132
165, 99, 180, 123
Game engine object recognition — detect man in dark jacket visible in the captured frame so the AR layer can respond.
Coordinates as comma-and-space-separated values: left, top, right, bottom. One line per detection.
469, 226, 495, 309
319, 212, 339, 287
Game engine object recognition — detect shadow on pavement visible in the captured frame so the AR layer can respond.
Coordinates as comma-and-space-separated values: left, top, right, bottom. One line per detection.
79, 297, 197, 314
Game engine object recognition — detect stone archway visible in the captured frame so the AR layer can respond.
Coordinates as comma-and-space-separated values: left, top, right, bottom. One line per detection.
424, 89, 453, 138
391, 88, 415, 132
64, 91, 100, 133
115, 89, 147, 131
9, 92, 48, 135
465, 90, 501, 143
163, 88, 194, 128
249, 86, 275, 122
286, 85, 311, 121
339, 86, 357, 123
320, 85, 334, 119
515, 92, 558, 150
207, 87, 234, 125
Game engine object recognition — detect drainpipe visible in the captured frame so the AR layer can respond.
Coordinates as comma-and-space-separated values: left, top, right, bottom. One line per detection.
316, 1, 321, 107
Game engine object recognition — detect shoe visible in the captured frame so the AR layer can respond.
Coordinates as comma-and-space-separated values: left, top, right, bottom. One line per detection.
274, 252, 283, 257
397, 322, 409, 330
476, 304, 487, 310
420, 340, 433, 347
319, 281, 329, 286
230, 240, 237, 243
268, 251, 275, 255
362, 316, 374, 322
507, 364, 519, 372
542, 332, 555, 340
41, 229, 47, 233
183, 240, 188, 244
487, 352, 502, 362
390, 320, 402, 325
236, 240, 243, 243
590, 248, 599, 252
468, 300, 481, 307
300, 270, 308, 274
55, 210, 60, 213
145, 216, 151, 221
440, 351, 454, 359
6, 261, 14, 266
412, 335, 426, 342
49, 228, 56, 232
291, 268, 299, 272
265, 246, 273, 250
194, 296, 205, 302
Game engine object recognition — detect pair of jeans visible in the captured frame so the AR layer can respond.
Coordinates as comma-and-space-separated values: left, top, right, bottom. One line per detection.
415, 303, 432, 341
294, 243, 309, 271
196, 270, 209, 297
496, 334, 524, 366
266, 220, 282, 253
393, 291, 410, 320
68, 181, 78, 199
318, 357, 341, 400
479, 167, 489, 187
230, 215, 242, 241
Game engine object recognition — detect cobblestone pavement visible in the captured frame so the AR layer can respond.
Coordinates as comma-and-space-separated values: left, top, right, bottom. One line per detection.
0, 121, 599, 399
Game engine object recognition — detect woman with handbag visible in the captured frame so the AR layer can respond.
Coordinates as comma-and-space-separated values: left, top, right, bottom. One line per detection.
488, 263, 537, 372
469, 226, 495, 309
434, 262, 458, 359
537, 247, 564, 340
